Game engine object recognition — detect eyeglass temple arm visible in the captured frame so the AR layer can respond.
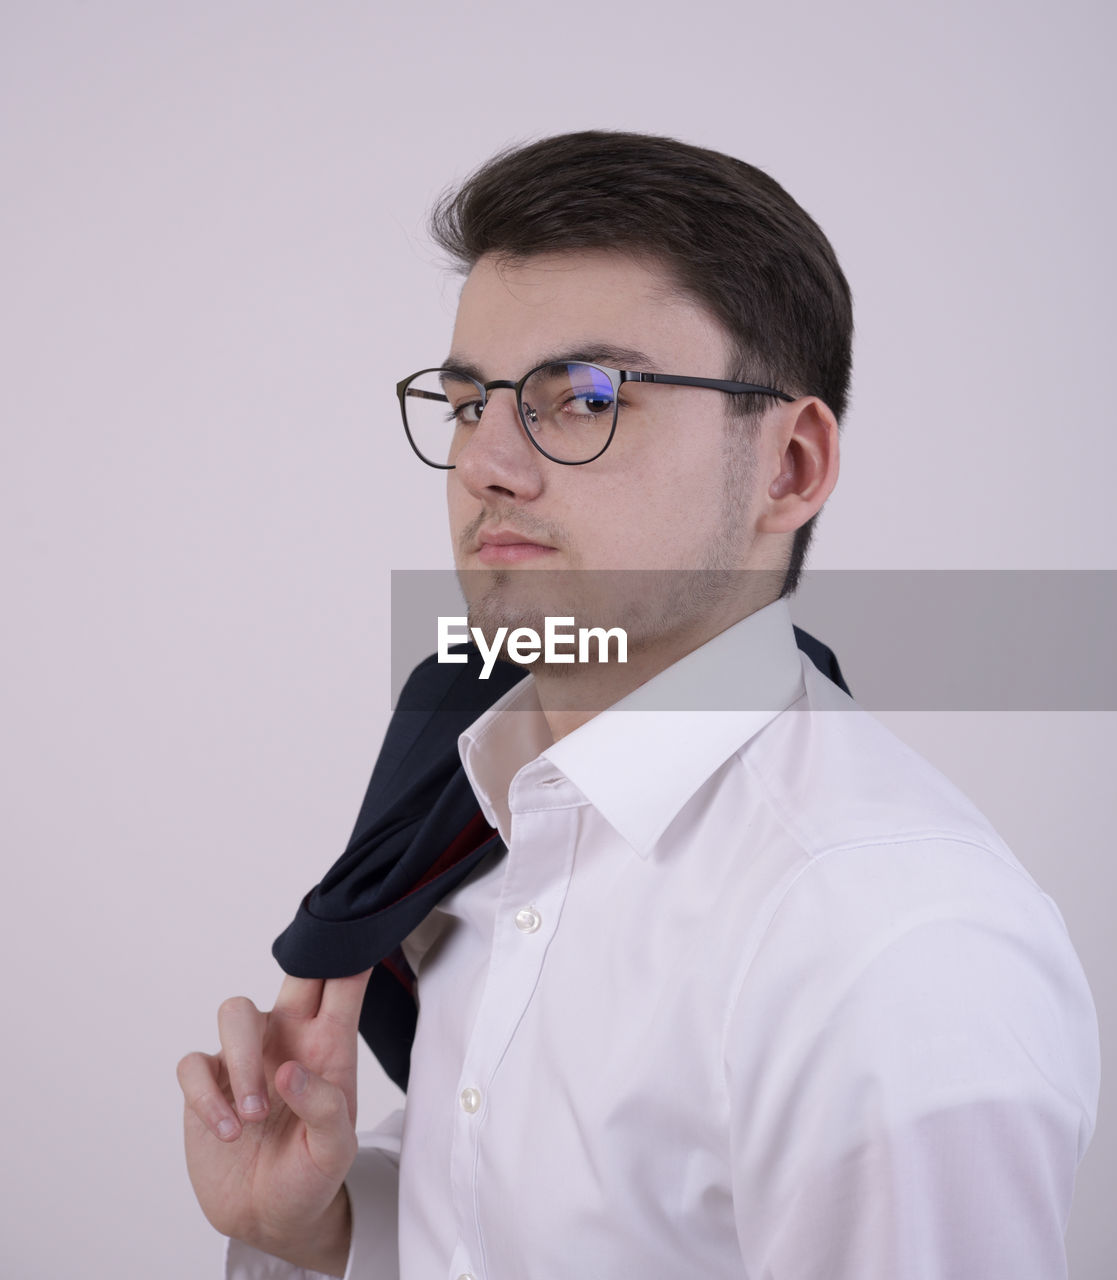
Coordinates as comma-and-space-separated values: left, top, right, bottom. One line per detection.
621, 371, 794, 402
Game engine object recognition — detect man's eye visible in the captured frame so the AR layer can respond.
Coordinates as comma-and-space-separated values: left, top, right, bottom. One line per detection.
563, 394, 614, 418
447, 400, 484, 425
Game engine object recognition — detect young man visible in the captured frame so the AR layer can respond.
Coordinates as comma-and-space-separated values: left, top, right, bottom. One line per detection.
178, 133, 1099, 1279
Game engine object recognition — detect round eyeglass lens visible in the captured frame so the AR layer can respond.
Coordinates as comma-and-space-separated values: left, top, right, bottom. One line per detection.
401, 369, 481, 468
519, 362, 618, 462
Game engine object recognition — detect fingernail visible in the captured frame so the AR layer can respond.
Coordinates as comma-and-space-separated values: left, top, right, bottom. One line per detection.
217, 1117, 238, 1140
241, 1094, 266, 1116
289, 1064, 308, 1095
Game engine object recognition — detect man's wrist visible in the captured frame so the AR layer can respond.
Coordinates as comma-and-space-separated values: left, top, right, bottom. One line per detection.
250, 1186, 352, 1279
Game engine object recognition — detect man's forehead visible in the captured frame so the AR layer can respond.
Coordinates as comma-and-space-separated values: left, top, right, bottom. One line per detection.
454, 248, 687, 313
447, 249, 731, 375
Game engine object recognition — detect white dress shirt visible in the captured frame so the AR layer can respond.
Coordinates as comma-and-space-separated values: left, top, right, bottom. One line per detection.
229, 599, 1099, 1280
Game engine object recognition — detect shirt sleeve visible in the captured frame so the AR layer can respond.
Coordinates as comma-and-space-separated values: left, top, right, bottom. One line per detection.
724, 838, 1100, 1280
226, 1110, 403, 1280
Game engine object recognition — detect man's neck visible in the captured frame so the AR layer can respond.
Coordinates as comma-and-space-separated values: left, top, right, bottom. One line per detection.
535, 592, 779, 742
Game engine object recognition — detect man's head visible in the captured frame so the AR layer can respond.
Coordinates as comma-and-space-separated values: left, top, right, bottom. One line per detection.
416, 132, 848, 707
430, 130, 853, 595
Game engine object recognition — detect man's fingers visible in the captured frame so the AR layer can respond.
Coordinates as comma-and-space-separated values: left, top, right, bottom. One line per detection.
272, 974, 325, 1019
216, 995, 269, 1122
269, 970, 372, 1031
274, 1060, 359, 1182
177, 1051, 242, 1142
318, 968, 374, 1028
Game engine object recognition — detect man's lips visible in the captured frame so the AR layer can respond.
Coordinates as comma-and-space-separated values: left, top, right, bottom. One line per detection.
474, 528, 557, 565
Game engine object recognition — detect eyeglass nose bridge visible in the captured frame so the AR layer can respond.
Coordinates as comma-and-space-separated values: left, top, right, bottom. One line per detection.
474, 377, 536, 428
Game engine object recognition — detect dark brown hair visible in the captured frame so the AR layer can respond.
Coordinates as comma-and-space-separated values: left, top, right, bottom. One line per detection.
430, 131, 853, 593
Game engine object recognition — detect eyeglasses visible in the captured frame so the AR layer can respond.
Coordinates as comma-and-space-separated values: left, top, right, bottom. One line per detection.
396, 362, 794, 468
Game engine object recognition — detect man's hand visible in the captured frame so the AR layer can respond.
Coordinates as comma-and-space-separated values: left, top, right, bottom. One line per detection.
177, 969, 373, 1278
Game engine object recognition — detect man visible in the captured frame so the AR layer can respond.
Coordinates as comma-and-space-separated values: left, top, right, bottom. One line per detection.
178, 132, 1099, 1278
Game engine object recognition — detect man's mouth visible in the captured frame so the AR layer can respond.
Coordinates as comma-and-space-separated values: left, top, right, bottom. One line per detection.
474, 528, 558, 565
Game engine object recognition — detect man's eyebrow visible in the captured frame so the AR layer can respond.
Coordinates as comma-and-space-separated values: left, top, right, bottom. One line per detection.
440, 344, 663, 382
439, 356, 486, 383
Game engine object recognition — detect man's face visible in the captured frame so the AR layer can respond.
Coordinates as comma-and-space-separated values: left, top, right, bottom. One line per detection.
445, 250, 780, 658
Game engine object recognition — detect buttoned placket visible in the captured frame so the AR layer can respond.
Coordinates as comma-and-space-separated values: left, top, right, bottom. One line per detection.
446, 760, 582, 1279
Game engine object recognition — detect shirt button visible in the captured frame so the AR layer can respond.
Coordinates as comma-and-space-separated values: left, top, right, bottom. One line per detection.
514, 906, 542, 933
460, 1087, 482, 1114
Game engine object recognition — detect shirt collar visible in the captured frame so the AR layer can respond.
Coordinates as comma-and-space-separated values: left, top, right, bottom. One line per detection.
459, 599, 805, 857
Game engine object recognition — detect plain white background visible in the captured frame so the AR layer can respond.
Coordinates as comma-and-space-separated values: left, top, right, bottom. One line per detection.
2, 1, 1113, 1275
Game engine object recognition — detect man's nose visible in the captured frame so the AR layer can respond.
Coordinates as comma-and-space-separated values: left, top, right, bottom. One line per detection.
453, 387, 544, 500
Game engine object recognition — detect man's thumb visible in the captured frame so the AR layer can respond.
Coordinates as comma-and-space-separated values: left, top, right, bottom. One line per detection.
275, 1060, 358, 1181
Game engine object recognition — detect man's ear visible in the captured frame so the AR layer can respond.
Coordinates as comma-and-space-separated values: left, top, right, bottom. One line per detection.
756, 397, 840, 534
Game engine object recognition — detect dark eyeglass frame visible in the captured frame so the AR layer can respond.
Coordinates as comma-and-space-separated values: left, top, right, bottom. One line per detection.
396, 363, 795, 468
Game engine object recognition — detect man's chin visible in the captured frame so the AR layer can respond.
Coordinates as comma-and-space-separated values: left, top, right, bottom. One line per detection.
465, 592, 557, 647
459, 567, 581, 634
